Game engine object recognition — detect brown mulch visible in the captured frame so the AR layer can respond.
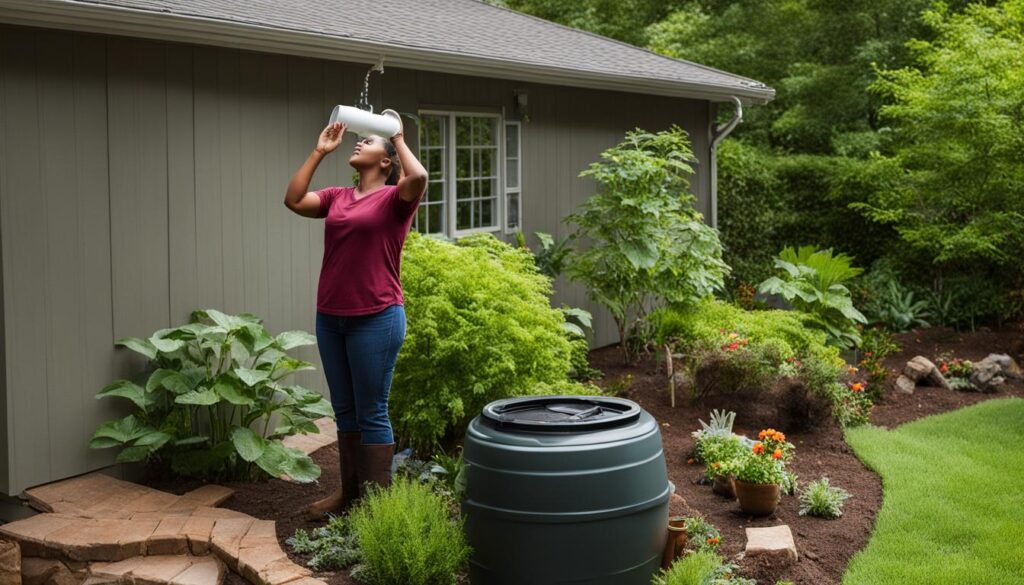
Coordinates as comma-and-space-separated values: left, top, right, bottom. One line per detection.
139, 324, 1023, 585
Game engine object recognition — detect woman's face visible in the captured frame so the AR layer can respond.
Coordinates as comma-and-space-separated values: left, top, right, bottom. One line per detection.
349, 135, 390, 172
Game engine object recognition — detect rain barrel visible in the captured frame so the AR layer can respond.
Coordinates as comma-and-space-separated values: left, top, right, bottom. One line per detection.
462, 395, 671, 585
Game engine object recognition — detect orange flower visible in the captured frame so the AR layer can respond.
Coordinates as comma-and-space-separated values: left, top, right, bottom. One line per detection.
687, 458, 696, 465
752, 442, 765, 454
712, 462, 721, 469
851, 382, 864, 393
772, 448, 783, 460
758, 430, 767, 440
773, 431, 786, 442
848, 366, 858, 375
706, 536, 720, 545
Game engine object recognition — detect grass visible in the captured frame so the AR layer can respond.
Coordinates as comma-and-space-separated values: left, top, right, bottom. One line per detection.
843, 398, 1024, 584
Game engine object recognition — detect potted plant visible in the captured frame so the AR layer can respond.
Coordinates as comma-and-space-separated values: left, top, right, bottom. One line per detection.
695, 432, 747, 498
732, 428, 795, 515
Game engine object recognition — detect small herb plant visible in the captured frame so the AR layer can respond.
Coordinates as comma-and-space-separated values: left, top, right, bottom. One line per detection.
799, 477, 852, 518
734, 428, 795, 485
287, 515, 362, 571
348, 479, 470, 585
683, 514, 722, 553
697, 435, 747, 479
90, 309, 332, 482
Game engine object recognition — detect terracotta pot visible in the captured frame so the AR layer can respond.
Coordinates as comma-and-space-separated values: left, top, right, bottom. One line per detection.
661, 516, 689, 570
711, 474, 735, 498
733, 479, 780, 516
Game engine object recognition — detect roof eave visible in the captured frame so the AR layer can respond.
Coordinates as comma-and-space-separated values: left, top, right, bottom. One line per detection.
0, 0, 775, 104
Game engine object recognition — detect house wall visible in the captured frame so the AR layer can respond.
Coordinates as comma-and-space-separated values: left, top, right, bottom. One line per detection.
0, 23, 713, 494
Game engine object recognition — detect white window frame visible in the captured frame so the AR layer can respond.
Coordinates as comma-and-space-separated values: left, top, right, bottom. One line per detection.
418, 110, 505, 238
503, 121, 522, 234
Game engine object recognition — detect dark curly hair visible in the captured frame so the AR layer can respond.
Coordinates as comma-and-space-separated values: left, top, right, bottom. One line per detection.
383, 139, 402, 186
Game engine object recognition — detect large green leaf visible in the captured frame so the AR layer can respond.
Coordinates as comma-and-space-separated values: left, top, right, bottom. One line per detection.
115, 337, 157, 360
214, 377, 254, 406
203, 309, 251, 332
298, 398, 336, 419
270, 357, 316, 377
284, 449, 322, 483
91, 415, 151, 444
133, 430, 172, 450
254, 440, 291, 477
147, 369, 194, 394
231, 427, 267, 462
175, 388, 220, 406
149, 329, 186, 353
96, 380, 148, 411
236, 367, 271, 387
275, 331, 317, 350
174, 436, 210, 446
116, 445, 153, 463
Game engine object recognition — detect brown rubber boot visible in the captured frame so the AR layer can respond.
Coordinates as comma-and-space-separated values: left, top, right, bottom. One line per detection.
357, 442, 396, 495
305, 431, 362, 519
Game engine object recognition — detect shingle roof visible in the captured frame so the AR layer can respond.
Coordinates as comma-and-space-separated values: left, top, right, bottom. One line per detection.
5, 0, 775, 103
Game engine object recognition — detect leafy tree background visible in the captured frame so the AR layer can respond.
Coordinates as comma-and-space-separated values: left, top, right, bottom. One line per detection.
488, 0, 1023, 326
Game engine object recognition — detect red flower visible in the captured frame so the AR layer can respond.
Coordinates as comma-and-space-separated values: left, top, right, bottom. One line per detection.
772, 449, 783, 460
752, 442, 765, 455
851, 382, 864, 393
728, 342, 740, 351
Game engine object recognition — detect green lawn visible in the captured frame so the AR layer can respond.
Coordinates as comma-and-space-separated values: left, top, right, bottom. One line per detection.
843, 398, 1024, 584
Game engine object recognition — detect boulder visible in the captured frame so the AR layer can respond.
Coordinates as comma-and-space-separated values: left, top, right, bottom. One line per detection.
894, 375, 916, 395
977, 354, 1022, 381
902, 356, 951, 390
970, 360, 1005, 393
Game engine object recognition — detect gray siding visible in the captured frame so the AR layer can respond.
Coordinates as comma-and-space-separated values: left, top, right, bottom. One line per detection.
0, 24, 713, 494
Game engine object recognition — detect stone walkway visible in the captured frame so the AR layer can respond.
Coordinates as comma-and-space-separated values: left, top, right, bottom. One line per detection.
280, 418, 337, 457
2, 473, 326, 585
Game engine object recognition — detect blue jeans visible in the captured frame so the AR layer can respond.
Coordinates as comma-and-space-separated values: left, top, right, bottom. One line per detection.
315, 304, 406, 444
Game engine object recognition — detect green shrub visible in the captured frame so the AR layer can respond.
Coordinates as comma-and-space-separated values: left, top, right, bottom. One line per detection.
396, 232, 596, 452
694, 434, 747, 477
757, 246, 867, 349
564, 126, 728, 364
348, 478, 470, 585
651, 550, 722, 585
799, 477, 852, 518
286, 515, 361, 571
864, 280, 931, 332
90, 310, 330, 482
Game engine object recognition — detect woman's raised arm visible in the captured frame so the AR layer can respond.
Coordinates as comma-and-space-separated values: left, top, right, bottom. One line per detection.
284, 122, 346, 217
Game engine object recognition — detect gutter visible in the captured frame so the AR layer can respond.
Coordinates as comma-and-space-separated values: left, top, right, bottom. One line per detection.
709, 96, 744, 228
0, 0, 775, 105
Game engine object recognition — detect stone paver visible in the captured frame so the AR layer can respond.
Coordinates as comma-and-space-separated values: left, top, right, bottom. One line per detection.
744, 525, 798, 563
91, 554, 225, 585
8, 473, 327, 585
281, 418, 336, 457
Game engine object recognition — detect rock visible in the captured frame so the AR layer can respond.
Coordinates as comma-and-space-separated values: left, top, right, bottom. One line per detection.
894, 374, 916, 395
22, 558, 63, 585
668, 493, 691, 518
0, 539, 20, 585
970, 361, 1005, 393
902, 356, 951, 390
903, 356, 934, 382
977, 354, 1023, 381
744, 525, 798, 563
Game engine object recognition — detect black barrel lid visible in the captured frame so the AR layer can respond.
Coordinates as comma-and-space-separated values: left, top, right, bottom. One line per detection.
481, 395, 642, 432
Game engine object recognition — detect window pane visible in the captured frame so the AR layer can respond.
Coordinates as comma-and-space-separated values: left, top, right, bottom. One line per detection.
507, 194, 519, 228
427, 149, 444, 180
456, 179, 473, 200
483, 117, 497, 145
428, 181, 444, 202
480, 148, 495, 177
456, 148, 471, 179
456, 117, 472, 146
428, 203, 444, 234
506, 158, 519, 189
457, 201, 472, 230
505, 123, 519, 154
478, 178, 494, 199
481, 198, 493, 226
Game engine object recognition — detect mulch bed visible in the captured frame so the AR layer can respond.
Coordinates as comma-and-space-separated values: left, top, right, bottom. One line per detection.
140, 324, 1023, 585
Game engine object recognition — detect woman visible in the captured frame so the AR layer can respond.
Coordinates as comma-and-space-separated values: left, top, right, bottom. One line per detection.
283, 116, 427, 518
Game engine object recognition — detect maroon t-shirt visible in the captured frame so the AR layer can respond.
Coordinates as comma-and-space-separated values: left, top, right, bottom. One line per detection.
315, 184, 420, 316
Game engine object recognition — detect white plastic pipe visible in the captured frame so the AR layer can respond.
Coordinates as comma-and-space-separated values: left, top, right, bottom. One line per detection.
328, 105, 401, 137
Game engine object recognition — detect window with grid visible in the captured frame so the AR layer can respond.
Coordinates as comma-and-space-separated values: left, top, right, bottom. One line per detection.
415, 112, 503, 237
414, 114, 447, 235
504, 121, 521, 231
454, 116, 499, 232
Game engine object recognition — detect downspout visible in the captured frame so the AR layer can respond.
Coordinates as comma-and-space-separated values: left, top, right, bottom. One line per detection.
709, 96, 743, 228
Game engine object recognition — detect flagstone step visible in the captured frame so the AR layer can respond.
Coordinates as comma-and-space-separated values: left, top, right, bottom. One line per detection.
6, 474, 324, 585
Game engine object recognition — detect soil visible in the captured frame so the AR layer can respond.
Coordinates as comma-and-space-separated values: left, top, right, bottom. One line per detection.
139, 324, 1024, 585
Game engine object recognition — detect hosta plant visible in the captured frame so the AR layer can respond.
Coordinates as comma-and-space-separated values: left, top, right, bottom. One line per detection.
90, 309, 333, 482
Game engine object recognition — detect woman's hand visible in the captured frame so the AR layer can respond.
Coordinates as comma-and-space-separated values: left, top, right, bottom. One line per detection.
316, 122, 346, 155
